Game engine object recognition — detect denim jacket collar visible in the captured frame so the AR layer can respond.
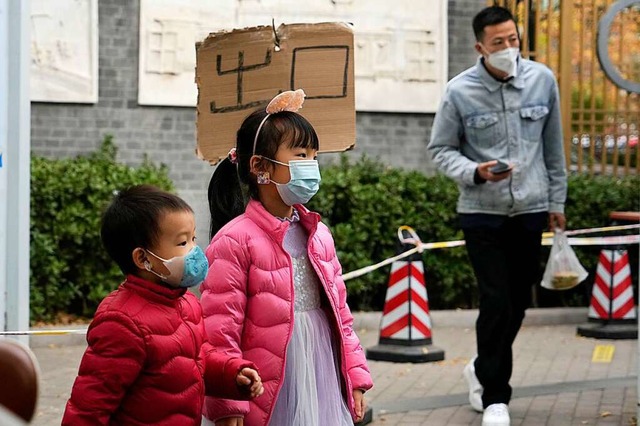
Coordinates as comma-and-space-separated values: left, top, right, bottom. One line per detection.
476, 57, 525, 92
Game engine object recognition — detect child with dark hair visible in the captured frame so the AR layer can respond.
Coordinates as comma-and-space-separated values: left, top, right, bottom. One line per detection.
62, 184, 263, 426
201, 90, 373, 426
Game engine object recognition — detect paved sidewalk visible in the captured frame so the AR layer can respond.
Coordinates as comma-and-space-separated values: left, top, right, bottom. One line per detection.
28, 309, 637, 425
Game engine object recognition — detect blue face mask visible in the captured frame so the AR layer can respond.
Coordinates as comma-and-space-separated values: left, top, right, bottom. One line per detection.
268, 159, 322, 206
145, 245, 209, 288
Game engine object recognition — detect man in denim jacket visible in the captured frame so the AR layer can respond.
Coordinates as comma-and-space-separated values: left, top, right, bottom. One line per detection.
427, 6, 567, 426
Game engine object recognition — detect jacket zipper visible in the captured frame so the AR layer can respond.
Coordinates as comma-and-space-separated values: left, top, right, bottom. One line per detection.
181, 298, 204, 413
306, 228, 354, 419
263, 246, 296, 426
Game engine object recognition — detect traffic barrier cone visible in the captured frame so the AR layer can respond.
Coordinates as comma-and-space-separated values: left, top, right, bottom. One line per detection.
366, 227, 445, 363
577, 249, 637, 339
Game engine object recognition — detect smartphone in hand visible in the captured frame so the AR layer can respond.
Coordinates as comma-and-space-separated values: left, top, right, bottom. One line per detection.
490, 161, 511, 174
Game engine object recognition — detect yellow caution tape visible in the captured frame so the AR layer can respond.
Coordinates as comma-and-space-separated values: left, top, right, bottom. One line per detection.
2, 224, 638, 336
0, 329, 87, 336
544, 234, 640, 246
342, 246, 423, 281
542, 223, 640, 239
397, 225, 423, 249
343, 224, 639, 281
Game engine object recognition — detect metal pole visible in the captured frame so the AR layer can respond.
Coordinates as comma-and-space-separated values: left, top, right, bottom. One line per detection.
558, 1, 574, 169
0, 0, 8, 334
1, 0, 30, 345
407, 261, 413, 341
609, 250, 615, 324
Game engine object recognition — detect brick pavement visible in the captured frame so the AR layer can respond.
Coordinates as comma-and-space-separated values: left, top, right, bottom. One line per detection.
28, 312, 637, 426
359, 323, 636, 426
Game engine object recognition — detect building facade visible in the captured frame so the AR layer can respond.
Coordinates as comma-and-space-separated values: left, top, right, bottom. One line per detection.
31, 0, 485, 240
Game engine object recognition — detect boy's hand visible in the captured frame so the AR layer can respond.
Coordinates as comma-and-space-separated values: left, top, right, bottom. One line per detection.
236, 367, 264, 398
353, 389, 366, 422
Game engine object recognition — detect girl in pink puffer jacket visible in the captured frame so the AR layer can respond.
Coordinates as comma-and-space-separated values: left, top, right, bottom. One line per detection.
201, 90, 373, 426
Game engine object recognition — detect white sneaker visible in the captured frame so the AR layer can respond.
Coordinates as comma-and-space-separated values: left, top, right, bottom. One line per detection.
482, 403, 510, 426
463, 357, 483, 412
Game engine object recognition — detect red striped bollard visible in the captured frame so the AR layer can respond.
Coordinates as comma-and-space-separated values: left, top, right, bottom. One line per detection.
577, 249, 637, 339
366, 227, 445, 363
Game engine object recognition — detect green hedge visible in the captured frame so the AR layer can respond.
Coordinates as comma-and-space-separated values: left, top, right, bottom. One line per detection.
30, 136, 173, 322
308, 156, 474, 311
29, 147, 639, 321
308, 156, 640, 311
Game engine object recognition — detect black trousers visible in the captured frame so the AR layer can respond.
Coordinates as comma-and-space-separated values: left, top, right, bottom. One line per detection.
462, 213, 546, 407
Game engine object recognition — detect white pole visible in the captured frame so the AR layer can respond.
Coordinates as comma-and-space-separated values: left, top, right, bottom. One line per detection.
0, 0, 8, 334
0, 0, 30, 345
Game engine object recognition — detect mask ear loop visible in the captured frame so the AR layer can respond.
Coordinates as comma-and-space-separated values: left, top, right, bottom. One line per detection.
144, 250, 169, 280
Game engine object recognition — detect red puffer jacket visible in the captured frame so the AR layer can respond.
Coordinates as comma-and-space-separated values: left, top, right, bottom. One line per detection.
62, 275, 256, 426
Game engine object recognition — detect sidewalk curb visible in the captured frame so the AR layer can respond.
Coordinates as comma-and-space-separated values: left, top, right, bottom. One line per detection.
352, 307, 589, 333
27, 325, 89, 348
25, 307, 589, 348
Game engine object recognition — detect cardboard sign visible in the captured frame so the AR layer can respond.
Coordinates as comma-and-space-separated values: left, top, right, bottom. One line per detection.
195, 22, 355, 164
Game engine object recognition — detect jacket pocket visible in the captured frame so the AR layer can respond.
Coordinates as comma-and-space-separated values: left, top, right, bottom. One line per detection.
465, 112, 501, 146
520, 105, 549, 142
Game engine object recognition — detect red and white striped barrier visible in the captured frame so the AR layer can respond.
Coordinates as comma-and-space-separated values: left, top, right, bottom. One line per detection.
366, 226, 445, 363
380, 261, 432, 340
588, 249, 636, 321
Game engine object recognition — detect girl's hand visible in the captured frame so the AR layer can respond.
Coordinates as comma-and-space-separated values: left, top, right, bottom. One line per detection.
236, 367, 264, 398
215, 417, 243, 426
353, 389, 366, 422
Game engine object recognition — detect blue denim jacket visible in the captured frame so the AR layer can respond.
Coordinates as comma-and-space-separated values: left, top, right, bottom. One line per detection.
427, 57, 567, 215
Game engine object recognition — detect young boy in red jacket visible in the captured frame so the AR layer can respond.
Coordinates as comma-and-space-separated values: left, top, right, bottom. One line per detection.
62, 185, 263, 426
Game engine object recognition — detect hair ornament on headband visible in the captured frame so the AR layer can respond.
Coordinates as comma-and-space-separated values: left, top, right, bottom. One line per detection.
266, 89, 306, 114
227, 147, 238, 164
253, 89, 306, 155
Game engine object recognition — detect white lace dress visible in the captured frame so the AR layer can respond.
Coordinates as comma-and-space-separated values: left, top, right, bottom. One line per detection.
268, 213, 353, 426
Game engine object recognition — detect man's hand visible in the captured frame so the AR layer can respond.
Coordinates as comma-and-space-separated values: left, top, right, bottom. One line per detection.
236, 367, 264, 398
549, 212, 566, 231
353, 389, 366, 422
477, 160, 513, 182
215, 417, 243, 426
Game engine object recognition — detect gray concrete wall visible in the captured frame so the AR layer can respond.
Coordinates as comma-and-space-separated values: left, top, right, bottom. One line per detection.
30, 0, 485, 242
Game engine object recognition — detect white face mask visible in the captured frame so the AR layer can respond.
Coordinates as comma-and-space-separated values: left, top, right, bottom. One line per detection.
484, 46, 520, 78
265, 158, 321, 206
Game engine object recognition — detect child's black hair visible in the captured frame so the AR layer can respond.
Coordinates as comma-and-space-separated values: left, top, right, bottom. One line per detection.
208, 109, 319, 239
472, 6, 517, 42
101, 184, 193, 274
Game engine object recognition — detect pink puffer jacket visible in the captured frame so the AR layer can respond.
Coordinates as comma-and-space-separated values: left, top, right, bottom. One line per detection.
201, 200, 373, 425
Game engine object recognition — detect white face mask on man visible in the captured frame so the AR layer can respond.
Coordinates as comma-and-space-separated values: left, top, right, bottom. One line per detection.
483, 46, 520, 78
